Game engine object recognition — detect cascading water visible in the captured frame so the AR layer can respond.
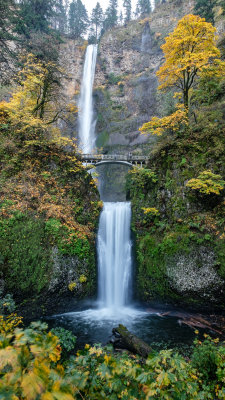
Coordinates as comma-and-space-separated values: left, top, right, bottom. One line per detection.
78, 44, 133, 313
78, 44, 97, 153
97, 202, 132, 311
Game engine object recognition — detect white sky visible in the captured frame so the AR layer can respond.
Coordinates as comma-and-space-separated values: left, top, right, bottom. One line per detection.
82, 0, 155, 17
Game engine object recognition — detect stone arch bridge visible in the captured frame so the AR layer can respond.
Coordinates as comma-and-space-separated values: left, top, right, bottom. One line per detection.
80, 154, 149, 167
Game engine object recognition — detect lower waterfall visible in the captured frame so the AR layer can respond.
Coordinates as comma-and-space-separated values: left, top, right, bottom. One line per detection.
97, 202, 132, 311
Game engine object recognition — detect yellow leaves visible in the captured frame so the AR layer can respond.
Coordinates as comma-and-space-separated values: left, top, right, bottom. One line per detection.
186, 170, 225, 195
139, 104, 188, 136
157, 14, 221, 104
66, 103, 78, 113
104, 354, 111, 364
142, 207, 159, 216
139, 17, 150, 25
0, 347, 18, 370
89, 346, 103, 357
79, 274, 87, 283
0, 314, 23, 335
21, 371, 45, 400
68, 281, 77, 291
1, 53, 72, 138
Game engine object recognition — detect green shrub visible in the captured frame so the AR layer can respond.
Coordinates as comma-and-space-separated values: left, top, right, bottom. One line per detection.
127, 167, 158, 198
0, 213, 51, 295
51, 327, 77, 353
0, 290, 15, 314
192, 334, 219, 383
107, 73, 122, 85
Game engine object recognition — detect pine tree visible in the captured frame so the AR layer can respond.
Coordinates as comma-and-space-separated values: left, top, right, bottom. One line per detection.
119, 11, 124, 25
91, 2, 103, 42
17, 0, 56, 34
103, 0, 118, 30
0, 0, 18, 71
69, 0, 89, 38
123, 0, 132, 22
136, 0, 151, 17
53, 0, 67, 33
194, 0, 217, 24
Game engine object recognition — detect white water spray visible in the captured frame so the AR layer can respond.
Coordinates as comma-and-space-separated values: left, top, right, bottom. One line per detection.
97, 202, 132, 311
78, 44, 97, 153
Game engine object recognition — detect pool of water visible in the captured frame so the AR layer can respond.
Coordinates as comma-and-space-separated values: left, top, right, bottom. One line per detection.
45, 303, 198, 350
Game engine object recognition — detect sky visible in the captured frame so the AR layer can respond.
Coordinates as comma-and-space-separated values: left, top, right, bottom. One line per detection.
82, 0, 155, 17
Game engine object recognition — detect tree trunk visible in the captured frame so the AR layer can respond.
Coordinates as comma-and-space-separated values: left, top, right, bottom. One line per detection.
183, 87, 189, 109
111, 324, 152, 358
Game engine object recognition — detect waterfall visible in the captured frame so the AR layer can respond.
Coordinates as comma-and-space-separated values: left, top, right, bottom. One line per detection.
97, 202, 132, 311
78, 44, 98, 153
77, 43, 134, 317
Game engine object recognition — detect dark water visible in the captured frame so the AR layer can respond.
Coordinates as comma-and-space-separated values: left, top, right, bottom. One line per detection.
44, 302, 198, 351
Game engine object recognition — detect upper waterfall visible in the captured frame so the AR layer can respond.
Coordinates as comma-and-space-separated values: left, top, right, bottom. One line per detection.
78, 44, 98, 153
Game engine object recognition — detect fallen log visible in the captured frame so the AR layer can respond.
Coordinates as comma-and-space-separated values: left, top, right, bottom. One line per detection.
178, 317, 222, 335
111, 324, 152, 358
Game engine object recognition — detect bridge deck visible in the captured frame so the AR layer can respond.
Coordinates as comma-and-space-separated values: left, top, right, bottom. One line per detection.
80, 154, 149, 166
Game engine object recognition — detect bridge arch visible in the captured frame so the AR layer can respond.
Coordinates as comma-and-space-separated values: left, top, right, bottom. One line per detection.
95, 160, 133, 167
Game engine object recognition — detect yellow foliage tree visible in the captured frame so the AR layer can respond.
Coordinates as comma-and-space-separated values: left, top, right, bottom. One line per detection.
157, 14, 221, 108
0, 54, 77, 137
140, 103, 188, 136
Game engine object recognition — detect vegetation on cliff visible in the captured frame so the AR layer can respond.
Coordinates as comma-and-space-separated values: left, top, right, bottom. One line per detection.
0, 53, 101, 310
128, 14, 225, 306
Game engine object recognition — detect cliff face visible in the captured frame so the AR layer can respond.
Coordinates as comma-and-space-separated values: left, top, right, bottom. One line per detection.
60, 0, 194, 152
93, 0, 194, 152
56, 1, 225, 311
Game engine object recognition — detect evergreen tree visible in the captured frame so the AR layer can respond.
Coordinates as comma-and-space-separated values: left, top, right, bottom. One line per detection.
123, 0, 132, 22
69, 0, 89, 38
91, 2, 103, 42
194, 0, 217, 24
17, 0, 56, 34
119, 11, 124, 25
103, 0, 118, 30
136, 0, 151, 17
0, 0, 18, 72
53, 0, 67, 33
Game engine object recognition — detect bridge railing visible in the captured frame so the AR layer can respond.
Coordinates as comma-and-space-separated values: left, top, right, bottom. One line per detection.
80, 154, 149, 162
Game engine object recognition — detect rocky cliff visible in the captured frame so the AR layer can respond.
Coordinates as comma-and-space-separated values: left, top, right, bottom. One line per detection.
60, 0, 195, 152
57, 0, 225, 311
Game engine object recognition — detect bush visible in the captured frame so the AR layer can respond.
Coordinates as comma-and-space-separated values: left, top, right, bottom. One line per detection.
0, 213, 51, 295
127, 167, 158, 198
51, 327, 77, 353
192, 338, 217, 381
186, 170, 225, 196
0, 290, 15, 314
